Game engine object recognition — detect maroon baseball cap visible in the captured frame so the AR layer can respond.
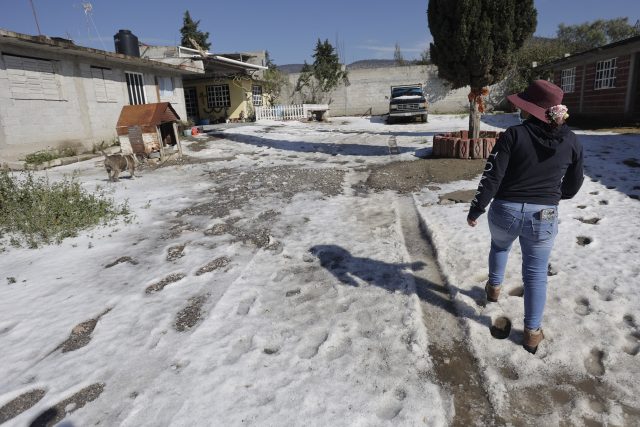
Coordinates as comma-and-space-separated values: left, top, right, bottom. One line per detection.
507, 80, 564, 123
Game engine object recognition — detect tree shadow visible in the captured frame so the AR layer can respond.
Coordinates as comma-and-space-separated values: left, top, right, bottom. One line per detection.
480, 113, 519, 129
304, 127, 438, 138
309, 244, 522, 345
203, 131, 419, 156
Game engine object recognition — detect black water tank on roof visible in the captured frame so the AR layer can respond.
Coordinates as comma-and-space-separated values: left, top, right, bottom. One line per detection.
114, 29, 140, 57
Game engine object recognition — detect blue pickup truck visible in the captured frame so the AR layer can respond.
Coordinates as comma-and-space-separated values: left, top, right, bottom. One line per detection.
387, 84, 428, 124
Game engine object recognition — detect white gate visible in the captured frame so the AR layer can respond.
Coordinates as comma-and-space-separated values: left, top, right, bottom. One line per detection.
255, 104, 330, 121
255, 104, 305, 121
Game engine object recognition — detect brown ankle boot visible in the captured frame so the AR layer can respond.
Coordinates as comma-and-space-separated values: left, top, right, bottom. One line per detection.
523, 328, 544, 354
485, 282, 501, 302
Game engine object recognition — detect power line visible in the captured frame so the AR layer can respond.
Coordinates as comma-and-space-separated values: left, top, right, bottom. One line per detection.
28, 0, 42, 35
82, 2, 107, 50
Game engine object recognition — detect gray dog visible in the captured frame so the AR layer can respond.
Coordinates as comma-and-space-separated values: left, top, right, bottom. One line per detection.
101, 151, 136, 181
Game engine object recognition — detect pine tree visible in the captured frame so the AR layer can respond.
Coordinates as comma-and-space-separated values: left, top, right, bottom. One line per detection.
180, 10, 211, 51
428, 0, 536, 138
294, 39, 348, 103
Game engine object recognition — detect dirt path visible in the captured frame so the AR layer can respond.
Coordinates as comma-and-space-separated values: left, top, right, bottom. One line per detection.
396, 195, 498, 426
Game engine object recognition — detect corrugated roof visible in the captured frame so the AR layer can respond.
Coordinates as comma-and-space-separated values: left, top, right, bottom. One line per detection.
116, 102, 180, 128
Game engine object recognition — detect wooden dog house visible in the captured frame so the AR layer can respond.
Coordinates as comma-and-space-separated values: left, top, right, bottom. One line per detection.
116, 102, 182, 158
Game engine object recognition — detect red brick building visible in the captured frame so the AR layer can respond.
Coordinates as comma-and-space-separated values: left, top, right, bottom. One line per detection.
538, 36, 640, 124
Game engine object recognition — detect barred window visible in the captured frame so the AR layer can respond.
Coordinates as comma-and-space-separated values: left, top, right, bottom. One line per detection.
560, 67, 575, 93
184, 87, 198, 118
206, 84, 230, 108
125, 71, 146, 105
252, 85, 263, 106
594, 58, 616, 90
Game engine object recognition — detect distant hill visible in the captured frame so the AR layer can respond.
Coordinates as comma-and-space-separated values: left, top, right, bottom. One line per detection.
277, 64, 305, 74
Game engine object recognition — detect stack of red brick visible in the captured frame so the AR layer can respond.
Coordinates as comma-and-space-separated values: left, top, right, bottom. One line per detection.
432, 130, 502, 159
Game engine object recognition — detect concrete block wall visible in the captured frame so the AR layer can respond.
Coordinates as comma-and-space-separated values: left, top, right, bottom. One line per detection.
0, 46, 188, 162
0, 51, 90, 160
283, 64, 509, 116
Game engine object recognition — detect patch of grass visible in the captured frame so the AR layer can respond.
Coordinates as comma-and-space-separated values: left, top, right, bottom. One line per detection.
0, 170, 132, 248
24, 150, 57, 165
24, 147, 78, 165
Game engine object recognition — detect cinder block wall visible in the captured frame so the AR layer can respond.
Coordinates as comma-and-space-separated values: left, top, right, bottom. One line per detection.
283, 64, 509, 116
0, 46, 187, 162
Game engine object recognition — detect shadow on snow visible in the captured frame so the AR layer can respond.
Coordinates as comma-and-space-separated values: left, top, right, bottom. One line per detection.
205, 131, 420, 156
309, 244, 524, 346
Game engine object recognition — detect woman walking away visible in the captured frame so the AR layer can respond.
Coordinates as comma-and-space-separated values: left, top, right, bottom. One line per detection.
466, 80, 584, 354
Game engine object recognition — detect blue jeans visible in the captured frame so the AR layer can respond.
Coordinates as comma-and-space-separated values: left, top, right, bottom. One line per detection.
487, 199, 559, 330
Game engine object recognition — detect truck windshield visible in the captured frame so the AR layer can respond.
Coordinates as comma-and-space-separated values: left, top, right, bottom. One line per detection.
392, 87, 423, 98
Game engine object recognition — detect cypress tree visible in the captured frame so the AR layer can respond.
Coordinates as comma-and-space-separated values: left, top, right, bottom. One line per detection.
427, 0, 536, 138
180, 10, 211, 51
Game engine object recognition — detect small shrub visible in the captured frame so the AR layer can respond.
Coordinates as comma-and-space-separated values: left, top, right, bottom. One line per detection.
23, 147, 77, 165
92, 140, 109, 154
59, 146, 77, 157
0, 170, 132, 248
24, 150, 58, 165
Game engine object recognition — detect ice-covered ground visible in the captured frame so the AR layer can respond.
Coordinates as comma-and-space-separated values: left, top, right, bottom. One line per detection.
1, 114, 639, 426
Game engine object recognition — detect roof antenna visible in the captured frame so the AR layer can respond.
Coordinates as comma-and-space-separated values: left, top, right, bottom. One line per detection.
28, 0, 42, 35
82, 1, 107, 50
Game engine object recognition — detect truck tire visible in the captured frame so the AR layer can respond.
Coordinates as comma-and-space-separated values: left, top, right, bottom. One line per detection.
421, 114, 428, 123
387, 116, 395, 125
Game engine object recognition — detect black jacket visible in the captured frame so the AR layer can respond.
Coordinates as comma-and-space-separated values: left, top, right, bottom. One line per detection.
468, 119, 584, 220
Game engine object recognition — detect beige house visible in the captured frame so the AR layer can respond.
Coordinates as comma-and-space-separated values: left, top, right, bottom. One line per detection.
0, 29, 202, 163
143, 46, 267, 124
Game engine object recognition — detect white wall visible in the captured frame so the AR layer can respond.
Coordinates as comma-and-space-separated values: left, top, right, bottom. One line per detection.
0, 46, 189, 162
284, 64, 509, 116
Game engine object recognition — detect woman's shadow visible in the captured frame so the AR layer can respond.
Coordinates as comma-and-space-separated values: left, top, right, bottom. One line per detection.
309, 244, 520, 344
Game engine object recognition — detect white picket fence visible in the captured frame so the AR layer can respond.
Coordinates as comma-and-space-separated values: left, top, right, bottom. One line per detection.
255, 104, 330, 121
255, 104, 305, 121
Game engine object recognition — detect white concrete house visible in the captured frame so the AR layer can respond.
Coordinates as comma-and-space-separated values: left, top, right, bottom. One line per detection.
0, 29, 203, 163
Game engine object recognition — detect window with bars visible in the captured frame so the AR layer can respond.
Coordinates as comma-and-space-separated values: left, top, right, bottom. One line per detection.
252, 85, 263, 106
594, 58, 617, 90
125, 71, 146, 104
184, 87, 198, 119
206, 84, 230, 108
560, 67, 576, 93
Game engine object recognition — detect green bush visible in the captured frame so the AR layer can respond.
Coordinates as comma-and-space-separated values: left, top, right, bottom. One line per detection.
23, 147, 78, 165
24, 150, 58, 165
0, 170, 132, 248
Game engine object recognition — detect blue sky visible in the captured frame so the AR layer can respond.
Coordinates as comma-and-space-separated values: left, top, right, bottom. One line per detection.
1, 0, 639, 64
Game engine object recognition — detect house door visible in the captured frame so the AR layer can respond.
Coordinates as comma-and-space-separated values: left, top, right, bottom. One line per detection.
184, 87, 198, 121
